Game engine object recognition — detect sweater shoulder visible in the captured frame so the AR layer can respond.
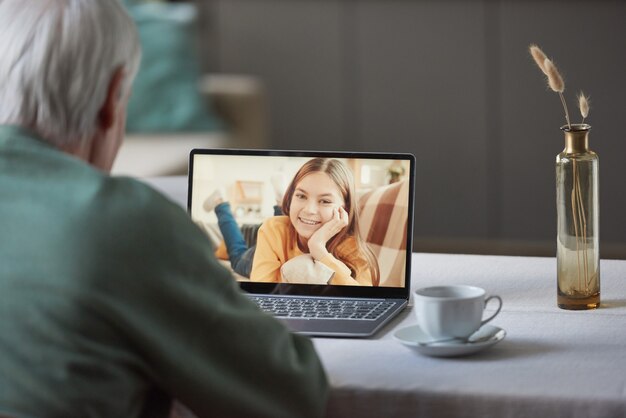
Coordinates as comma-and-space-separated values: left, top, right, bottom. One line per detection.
258, 216, 291, 236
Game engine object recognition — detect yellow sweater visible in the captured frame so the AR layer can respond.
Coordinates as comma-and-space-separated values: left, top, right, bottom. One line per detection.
250, 216, 373, 286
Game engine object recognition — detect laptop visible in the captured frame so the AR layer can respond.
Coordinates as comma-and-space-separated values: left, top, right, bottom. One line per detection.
188, 149, 415, 337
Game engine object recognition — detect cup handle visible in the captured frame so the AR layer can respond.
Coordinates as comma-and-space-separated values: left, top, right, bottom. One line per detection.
480, 295, 503, 326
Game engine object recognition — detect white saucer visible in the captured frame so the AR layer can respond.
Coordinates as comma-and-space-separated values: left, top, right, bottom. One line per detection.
393, 324, 506, 357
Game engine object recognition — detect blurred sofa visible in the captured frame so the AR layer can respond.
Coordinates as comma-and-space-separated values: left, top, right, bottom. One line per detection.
358, 180, 410, 287
111, 73, 268, 177
112, 1, 268, 178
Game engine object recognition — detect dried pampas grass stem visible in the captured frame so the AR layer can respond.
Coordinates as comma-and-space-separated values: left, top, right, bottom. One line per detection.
578, 92, 590, 123
544, 59, 564, 92
529, 44, 549, 74
544, 58, 571, 129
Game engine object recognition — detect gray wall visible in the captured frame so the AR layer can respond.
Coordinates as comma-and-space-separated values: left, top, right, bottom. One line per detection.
197, 0, 626, 257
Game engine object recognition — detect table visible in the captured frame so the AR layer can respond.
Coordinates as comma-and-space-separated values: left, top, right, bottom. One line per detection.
143, 176, 626, 418
319, 253, 626, 418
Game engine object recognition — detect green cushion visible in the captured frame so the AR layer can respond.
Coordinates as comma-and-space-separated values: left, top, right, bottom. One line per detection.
123, 1, 223, 133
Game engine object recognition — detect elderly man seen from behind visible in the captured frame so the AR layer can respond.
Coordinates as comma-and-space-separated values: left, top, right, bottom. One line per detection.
0, 1, 328, 418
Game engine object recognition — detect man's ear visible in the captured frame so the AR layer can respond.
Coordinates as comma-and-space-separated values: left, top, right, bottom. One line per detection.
88, 67, 127, 172
97, 67, 125, 131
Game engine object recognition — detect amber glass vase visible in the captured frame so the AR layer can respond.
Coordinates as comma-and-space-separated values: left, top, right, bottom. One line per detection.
556, 124, 600, 310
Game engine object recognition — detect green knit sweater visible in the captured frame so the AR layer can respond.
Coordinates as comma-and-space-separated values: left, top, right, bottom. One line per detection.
0, 126, 327, 418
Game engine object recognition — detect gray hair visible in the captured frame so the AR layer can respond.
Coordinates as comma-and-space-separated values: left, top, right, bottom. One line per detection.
0, 0, 141, 148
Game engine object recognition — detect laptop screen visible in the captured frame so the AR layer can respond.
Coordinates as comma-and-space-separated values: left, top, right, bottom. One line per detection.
189, 149, 414, 299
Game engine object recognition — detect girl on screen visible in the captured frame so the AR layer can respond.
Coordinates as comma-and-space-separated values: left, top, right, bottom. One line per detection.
250, 158, 380, 286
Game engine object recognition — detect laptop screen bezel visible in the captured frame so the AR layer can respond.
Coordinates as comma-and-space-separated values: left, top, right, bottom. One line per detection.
188, 148, 415, 300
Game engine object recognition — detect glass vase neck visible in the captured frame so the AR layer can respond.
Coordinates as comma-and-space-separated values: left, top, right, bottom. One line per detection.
561, 124, 591, 154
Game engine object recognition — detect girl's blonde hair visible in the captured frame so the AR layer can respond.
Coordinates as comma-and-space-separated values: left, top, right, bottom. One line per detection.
282, 158, 380, 286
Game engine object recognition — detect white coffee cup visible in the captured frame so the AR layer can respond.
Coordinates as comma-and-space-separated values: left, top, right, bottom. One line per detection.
413, 285, 502, 340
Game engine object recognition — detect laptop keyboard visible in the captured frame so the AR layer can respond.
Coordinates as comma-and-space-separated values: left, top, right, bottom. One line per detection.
249, 296, 395, 321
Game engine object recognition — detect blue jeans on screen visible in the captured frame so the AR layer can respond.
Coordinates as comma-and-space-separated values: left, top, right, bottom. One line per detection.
214, 202, 282, 278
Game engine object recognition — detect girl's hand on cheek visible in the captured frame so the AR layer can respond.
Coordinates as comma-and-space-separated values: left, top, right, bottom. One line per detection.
308, 207, 349, 260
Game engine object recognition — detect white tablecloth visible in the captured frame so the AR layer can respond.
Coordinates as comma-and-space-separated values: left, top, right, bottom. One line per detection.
142, 176, 626, 417
319, 253, 626, 418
